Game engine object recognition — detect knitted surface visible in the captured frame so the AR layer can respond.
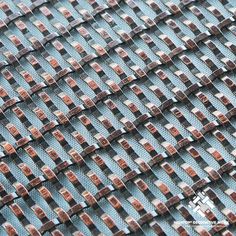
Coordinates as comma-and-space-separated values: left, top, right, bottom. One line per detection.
0, 0, 236, 235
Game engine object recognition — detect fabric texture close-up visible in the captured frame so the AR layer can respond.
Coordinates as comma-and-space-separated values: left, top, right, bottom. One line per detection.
0, 0, 236, 235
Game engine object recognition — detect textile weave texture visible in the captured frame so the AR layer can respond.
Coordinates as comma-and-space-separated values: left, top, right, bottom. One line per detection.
0, 0, 236, 235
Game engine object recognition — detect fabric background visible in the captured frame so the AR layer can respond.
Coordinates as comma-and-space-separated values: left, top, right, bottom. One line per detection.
0, 0, 236, 235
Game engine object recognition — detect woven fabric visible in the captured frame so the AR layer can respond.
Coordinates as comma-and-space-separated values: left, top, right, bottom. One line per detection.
0, 0, 236, 235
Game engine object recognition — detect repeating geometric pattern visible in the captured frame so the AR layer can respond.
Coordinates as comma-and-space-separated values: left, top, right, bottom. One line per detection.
0, 0, 236, 235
